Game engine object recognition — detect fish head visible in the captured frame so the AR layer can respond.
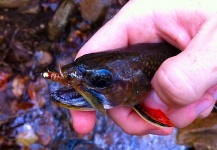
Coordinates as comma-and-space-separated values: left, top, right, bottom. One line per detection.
57, 51, 151, 112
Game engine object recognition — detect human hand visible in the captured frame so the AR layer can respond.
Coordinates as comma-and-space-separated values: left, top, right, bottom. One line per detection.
70, 0, 217, 135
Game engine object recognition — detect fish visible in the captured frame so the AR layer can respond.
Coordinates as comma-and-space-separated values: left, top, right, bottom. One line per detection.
42, 43, 180, 127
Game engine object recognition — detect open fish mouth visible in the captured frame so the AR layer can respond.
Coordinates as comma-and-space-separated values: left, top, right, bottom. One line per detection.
50, 86, 113, 111
51, 86, 93, 110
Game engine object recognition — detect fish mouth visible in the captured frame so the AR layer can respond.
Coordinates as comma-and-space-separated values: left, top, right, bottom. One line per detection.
50, 86, 93, 110
50, 86, 113, 111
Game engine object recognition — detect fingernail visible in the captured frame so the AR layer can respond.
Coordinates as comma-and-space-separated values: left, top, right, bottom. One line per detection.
195, 100, 213, 115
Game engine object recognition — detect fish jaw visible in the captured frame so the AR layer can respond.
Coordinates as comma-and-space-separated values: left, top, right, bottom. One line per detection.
61, 65, 108, 113
50, 86, 94, 110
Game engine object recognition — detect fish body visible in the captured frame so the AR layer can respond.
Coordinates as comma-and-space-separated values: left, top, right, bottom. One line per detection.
47, 43, 180, 127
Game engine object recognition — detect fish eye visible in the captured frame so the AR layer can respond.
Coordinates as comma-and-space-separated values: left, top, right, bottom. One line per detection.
90, 69, 113, 88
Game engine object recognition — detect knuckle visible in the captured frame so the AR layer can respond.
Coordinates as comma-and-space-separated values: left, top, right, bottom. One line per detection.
156, 60, 199, 106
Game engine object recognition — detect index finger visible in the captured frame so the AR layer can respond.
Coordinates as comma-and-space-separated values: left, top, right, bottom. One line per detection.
76, 0, 163, 58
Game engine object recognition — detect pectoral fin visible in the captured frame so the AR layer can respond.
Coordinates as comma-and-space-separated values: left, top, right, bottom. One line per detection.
133, 104, 174, 127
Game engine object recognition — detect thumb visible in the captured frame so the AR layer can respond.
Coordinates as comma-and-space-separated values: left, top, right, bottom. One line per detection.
148, 17, 217, 127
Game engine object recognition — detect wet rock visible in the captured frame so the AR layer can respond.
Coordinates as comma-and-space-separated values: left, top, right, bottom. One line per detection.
11, 101, 34, 112
27, 78, 49, 107
48, 0, 75, 41
111, 0, 129, 5
67, 29, 88, 49
177, 113, 217, 150
79, 0, 111, 23
35, 111, 56, 146
73, 142, 103, 150
19, 0, 41, 14
0, 0, 40, 14
35, 50, 53, 67
54, 139, 103, 150
41, 0, 61, 11
87, 113, 185, 150
16, 123, 39, 147
29, 143, 45, 150
0, 0, 31, 8
12, 75, 29, 98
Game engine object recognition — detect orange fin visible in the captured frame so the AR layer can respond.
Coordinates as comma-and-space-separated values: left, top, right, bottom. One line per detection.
133, 104, 174, 127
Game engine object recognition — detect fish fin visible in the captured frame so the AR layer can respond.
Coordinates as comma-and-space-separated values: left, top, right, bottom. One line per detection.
133, 104, 174, 127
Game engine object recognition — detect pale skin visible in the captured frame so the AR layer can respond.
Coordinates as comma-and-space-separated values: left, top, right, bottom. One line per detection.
71, 0, 217, 135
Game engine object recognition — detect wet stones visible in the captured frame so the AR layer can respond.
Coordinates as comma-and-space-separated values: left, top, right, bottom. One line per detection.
48, 0, 75, 41
79, 0, 111, 23
177, 113, 217, 150
0, 0, 31, 8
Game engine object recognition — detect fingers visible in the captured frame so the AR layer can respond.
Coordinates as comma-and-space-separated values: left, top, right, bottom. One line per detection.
71, 0, 163, 134
106, 87, 215, 134
167, 91, 216, 127
107, 107, 173, 135
198, 85, 217, 118
147, 17, 217, 127
153, 16, 217, 107
71, 0, 217, 135
70, 110, 96, 134
71, 0, 162, 135
76, 0, 163, 58
144, 89, 216, 128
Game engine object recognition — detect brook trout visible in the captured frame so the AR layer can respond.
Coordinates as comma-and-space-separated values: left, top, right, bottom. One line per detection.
43, 43, 180, 127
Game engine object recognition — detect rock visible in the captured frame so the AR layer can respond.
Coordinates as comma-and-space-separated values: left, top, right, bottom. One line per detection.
0, 0, 31, 8
48, 0, 75, 41
177, 113, 217, 150
19, 0, 41, 14
54, 139, 103, 150
27, 78, 48, 107
35, 113, 55, 145
79, 0, 111, 23
12, 75, 28, 98
16, 124, 39, 147
35, 50, 53, 67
